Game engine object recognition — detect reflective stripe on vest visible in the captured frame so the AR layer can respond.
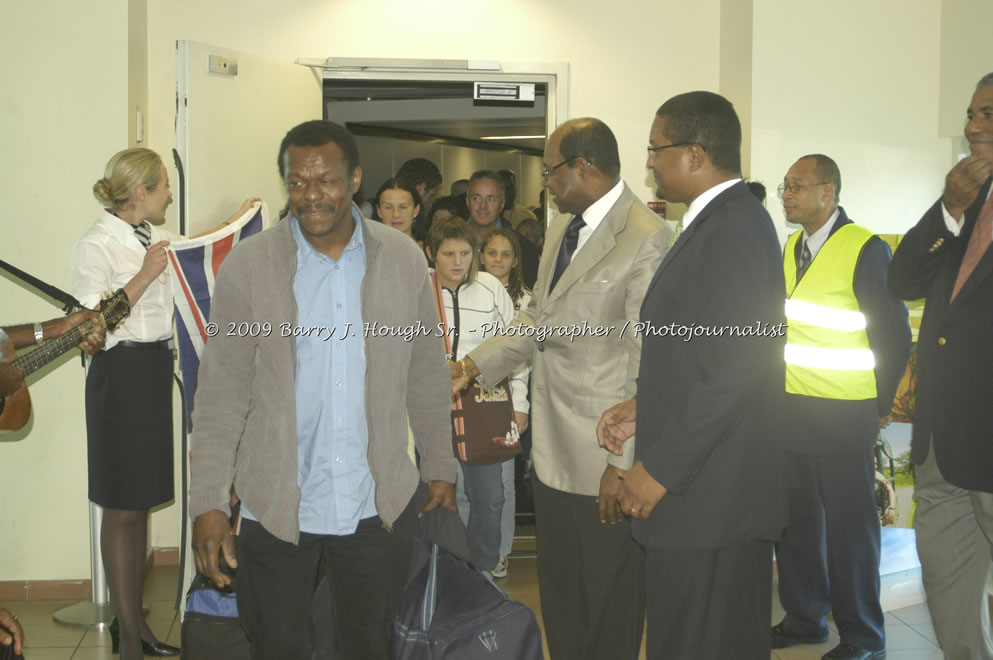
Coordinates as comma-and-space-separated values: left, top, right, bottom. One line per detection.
783, 223, 877, 400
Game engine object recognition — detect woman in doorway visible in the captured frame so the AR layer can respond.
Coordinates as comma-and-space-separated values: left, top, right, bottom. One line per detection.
479, 228, 532, 578
72, 148, 254, 660
375, 177, 422, 247
426, 217, 529, 574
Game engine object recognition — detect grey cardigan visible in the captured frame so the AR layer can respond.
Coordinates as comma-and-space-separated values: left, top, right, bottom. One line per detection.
189, 212, 456, 543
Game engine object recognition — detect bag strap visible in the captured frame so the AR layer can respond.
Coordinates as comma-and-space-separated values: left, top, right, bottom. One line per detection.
433, 274, 464, 422
431, 271, 453, 357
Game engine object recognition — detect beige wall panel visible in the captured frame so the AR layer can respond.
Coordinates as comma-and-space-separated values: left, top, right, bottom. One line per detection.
751, 0, 950, 244
0, 1, 129, 580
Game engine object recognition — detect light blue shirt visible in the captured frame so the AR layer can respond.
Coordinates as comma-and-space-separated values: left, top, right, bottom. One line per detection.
243, 209, 376, 535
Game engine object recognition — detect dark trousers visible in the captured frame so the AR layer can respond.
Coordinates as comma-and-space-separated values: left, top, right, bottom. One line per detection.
532, 471, 645, 660
645, 540, 773, 660
776, 445, 884, 651
237, 501, 417, 660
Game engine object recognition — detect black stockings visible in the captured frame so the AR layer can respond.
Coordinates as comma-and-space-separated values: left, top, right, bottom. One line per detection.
101, 508, 159, 660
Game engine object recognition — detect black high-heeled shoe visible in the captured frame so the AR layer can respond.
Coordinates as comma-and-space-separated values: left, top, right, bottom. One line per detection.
108, 616, 180, 656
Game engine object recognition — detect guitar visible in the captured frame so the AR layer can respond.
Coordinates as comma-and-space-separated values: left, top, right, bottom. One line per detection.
0, 289, 131, 432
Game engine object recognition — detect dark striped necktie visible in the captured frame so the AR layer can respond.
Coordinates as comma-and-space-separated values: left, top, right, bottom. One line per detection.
796, 239, 812, 282
134, 221, 151, 248
548, 214, 586, 293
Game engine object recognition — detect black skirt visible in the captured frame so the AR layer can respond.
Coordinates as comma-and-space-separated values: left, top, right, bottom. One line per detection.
85, 344, 174, 509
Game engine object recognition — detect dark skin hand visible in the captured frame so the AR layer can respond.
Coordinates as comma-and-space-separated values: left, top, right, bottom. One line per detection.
943, 155, 993, 220
1, 310, 106, 397
596, 398, 637, 457
3, 309, 105, 353
192, 510, 237, 589
597, 464, 627, 524
193, 480, 457, 589
420, 480, 458, 517
617, 460, 668, 520
0, 608, 24, 654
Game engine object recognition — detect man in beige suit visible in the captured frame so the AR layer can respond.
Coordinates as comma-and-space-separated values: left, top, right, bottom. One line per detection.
453, 117, 671, 660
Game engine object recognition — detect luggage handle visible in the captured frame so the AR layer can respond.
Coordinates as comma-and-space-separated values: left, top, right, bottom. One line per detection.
420, 543, 504, 631
420, 544, 440, 631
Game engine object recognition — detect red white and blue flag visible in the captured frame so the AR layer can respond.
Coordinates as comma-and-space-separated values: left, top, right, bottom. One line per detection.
167, 201, 266, 431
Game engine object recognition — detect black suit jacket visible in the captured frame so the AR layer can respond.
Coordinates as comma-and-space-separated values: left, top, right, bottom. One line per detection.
634, 181, 786, 549
889, 179, 993, 493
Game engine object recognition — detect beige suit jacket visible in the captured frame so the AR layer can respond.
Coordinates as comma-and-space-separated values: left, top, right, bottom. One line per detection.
471, 183, 671, 495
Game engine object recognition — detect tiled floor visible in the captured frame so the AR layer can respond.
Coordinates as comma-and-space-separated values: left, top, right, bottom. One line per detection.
3, 560, 946, 659
0, 568, 180, 660
767, 592, 943, 660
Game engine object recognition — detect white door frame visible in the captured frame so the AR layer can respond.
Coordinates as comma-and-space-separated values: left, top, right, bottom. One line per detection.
297, 57, 569, 145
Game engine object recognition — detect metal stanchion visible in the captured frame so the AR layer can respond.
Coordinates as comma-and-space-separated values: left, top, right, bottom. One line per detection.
53, 502, 114, 628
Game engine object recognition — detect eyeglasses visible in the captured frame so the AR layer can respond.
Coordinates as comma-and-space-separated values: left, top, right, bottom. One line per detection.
646, 143, 701, 157
541, 156, 580, 179
776, 182, 829, 198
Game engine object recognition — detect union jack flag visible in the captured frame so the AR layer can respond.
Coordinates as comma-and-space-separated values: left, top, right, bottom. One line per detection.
167, 202, 266, 431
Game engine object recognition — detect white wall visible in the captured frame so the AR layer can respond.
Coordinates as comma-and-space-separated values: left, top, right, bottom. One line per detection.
143, 0, 721, 230
939, 0, 993, 138
0, 1, 129, 581
751, 0, 953, 245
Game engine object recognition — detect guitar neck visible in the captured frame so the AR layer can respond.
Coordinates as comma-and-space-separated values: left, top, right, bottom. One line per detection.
11, 321, 92, 377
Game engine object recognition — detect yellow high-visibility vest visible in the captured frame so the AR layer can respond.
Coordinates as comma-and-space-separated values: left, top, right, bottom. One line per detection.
784, 224, 876, 400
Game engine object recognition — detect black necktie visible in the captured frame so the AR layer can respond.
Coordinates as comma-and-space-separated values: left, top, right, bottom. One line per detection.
549, 215, 586, 293
134, 221, 151, 248
796, 239, 812, 283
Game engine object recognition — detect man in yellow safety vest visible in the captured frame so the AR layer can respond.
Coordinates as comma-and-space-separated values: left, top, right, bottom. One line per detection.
771, 154, 911, 660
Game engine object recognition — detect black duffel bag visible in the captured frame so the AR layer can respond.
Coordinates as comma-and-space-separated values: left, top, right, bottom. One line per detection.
390, 504, 543, 659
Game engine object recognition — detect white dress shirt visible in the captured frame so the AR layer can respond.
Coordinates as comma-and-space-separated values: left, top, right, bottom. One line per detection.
801, 208, 841, 259
681, 178, 742, 230
71, 210, 183, 350
942, 185, 993, 236
573, 179, 625, 256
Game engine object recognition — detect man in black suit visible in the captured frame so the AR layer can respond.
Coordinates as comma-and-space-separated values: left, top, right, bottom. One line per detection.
597, 91, 786, 659
772, 155, 910, 660
889, 72, 993, 660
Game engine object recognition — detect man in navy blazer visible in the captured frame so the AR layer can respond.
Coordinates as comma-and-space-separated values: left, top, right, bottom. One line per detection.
889, 72, 993, 660
598, 91, 786, 659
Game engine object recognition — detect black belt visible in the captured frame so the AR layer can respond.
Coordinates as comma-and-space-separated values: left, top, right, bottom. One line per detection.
115, 339, 174, 351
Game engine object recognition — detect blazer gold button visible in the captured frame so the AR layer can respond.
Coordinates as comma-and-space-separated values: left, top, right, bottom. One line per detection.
937, 337, 946, 346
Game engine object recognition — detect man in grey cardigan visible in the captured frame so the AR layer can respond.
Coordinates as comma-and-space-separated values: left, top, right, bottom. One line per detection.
190, 120, 456, 660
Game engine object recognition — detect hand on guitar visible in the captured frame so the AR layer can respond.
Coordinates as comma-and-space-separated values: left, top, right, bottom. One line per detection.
63, 309, 106, 355
1, 297, 124, 430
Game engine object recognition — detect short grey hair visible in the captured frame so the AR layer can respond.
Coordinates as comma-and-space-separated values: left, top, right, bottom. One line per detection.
977, 72, 993, 89
798, 154, 841, 203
